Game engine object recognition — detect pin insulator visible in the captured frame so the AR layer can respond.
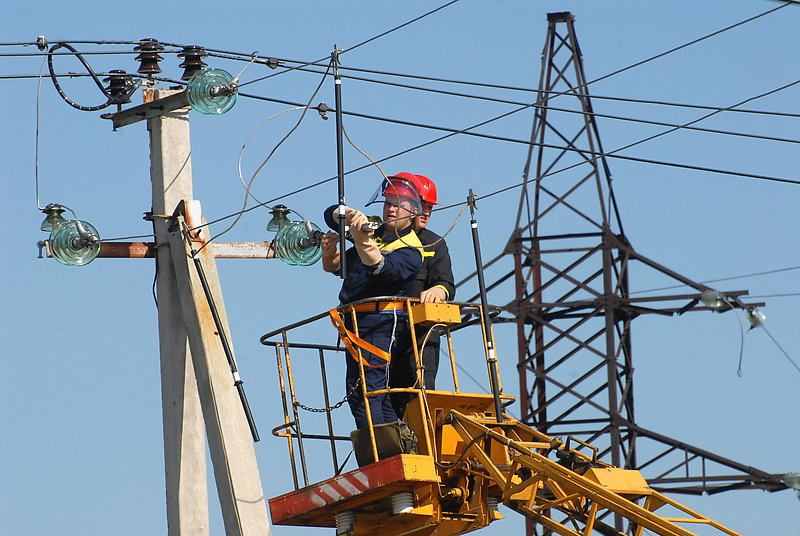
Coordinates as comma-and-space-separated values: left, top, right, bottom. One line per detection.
178, 45, 208, 81
103, 69, 132, 103
134, 38, 165, 76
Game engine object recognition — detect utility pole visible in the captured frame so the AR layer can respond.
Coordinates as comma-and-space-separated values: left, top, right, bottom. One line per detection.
148, 87, 209, 536
106, 87, 271, 536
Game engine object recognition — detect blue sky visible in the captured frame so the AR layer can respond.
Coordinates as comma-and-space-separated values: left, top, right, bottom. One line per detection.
2, 1, 800, 535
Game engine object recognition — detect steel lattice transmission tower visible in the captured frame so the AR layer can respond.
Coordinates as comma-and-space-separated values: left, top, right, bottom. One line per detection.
509, 10, 634, 469
458, 13, 787, 533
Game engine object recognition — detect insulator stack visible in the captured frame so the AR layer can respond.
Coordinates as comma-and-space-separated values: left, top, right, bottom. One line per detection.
186, 68, 237, 115
178, 45, 208, 81
103, 69, 132, 103
134, 38, 165, 76
40, 204, 66, 233
49, 220, 101, 266
266, 204, 291, 232
274, 221, 323, 266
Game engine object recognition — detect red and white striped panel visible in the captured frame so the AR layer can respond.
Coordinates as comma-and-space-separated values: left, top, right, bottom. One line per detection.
269, 455, 435, 524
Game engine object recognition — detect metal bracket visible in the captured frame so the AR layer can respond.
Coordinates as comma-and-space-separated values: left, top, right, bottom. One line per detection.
101, 90, 190, 130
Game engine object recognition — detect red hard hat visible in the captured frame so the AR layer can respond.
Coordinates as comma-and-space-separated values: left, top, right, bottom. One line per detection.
393, 173, 424, 202
413, 174, 439, 205
392, 172, 419, 184
366, 174, 422, 215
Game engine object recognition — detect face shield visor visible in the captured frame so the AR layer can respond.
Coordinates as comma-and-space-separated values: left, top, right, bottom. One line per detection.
365, 176, 423, 217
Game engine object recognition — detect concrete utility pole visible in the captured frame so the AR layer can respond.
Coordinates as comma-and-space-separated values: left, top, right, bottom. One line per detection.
141, 87, 270, 536
148, 88, 209, 535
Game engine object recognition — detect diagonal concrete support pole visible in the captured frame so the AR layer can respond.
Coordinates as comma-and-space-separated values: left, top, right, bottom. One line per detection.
168, 209, 270, 536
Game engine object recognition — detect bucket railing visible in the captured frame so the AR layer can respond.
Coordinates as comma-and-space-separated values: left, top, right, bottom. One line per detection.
260, 297, 503, 489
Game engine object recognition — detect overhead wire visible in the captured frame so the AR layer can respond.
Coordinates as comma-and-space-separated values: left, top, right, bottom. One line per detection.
323, 4, 800, 191
234, 69, 800, 188
7, 48, 800, 122
34, 54, 47, 210
12, 3, 798, 136
761, 325, 800, 375
0, 49, 168, 58
1, 39, 150, 46
340, 104, 800, 187
285, 65, 800, 147
237, 105, 311, 205
11, 58, 800, 125
24, 3, 800, 254
599, 78, 800, 162
8, 48, 800, 123
233, 2, 800, 123
286, 61, 800, 121
574, 2, 790, 93
7, 2, 796, 118
194, 58, 334, 255
92, 74, 800, 242
226, 98, 800, 218
21, 58, 800, 151
339, 0, 461, 55
629, 265, 800, 296
237, 0, 462, 89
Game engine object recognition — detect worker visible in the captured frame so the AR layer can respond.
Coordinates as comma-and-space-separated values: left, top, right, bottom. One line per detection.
389, 174, 455, 416
320, 175, 424, 429
410, 175, 455, 304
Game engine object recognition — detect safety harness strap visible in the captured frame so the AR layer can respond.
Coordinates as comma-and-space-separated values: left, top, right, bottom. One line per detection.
329, 308, 392, 367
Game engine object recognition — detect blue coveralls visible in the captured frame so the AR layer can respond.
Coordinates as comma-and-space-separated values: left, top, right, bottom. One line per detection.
325, 207, 422, 429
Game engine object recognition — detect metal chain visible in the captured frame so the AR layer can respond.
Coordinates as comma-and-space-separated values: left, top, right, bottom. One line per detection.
295, 377, 361, 413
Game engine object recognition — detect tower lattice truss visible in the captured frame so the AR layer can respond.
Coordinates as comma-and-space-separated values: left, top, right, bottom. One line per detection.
458, 12, 785, 501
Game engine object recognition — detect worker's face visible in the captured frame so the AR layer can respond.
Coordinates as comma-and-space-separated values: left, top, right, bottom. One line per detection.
413, 202, 434, 232
383, 194, 415, 235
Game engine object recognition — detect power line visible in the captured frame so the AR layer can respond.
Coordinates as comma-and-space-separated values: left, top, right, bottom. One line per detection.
237, 0, 462, 89
189, 82, 799, 233
18, 5, 800, 243
26, 63, 800, 244
341, 0, 461, 55
282, 65, 800, 147
234, 2, 795, 123
629, 266, 800, 296
9, 51, 799, 122
563, 91, 800, 120
257, 2, 795, 122
290, 62, 800, 121
577, 3, 790, 92
603, 78, 800, 163
179, 84, 800, 240
761, 325, 800, 375
10, 59, 800, 126
0, 39, 145, 47
4, 4, 798, 126
0, 49, 167, 57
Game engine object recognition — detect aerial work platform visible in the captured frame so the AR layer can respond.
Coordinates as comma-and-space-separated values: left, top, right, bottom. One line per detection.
270, 454, 440, 532
261, 298, 743, 536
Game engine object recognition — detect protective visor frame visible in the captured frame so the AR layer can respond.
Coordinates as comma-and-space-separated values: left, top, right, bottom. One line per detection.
365, 176, 423, 216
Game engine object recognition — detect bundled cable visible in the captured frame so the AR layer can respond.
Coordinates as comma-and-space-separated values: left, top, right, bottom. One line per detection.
46, 42, 140, 111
